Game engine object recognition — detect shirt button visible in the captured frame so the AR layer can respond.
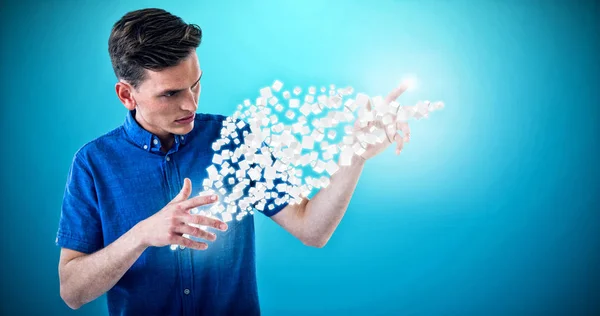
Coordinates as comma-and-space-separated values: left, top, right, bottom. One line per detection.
153, 139, 159, 145
143, 145, 148, 150
166, 156, 171, 162
184, 289, 190, 295
181, 136, 185, 141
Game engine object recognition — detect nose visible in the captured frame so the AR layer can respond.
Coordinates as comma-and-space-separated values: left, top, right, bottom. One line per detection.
181, 86, 199, 112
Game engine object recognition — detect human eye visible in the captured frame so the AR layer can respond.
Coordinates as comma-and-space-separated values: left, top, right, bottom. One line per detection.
163, 91, 178, 97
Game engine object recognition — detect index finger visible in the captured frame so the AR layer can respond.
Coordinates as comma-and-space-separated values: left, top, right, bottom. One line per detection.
178, 194, 219, 211
384, 82, 409, 104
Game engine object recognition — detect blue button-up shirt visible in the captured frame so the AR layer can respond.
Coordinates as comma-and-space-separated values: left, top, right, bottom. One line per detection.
56, 110, 287, 315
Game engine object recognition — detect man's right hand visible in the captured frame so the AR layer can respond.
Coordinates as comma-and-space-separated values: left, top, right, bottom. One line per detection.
135, 178, 228, 250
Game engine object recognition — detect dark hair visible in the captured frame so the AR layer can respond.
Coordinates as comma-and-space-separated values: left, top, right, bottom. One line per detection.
108, 8, 202, 88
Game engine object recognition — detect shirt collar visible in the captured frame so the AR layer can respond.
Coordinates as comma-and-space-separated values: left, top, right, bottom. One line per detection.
123, 110, 190, 153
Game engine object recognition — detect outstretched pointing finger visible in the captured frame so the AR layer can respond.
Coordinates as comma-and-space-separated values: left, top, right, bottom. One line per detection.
178, 194, 219, 211
385, 82, 409, 104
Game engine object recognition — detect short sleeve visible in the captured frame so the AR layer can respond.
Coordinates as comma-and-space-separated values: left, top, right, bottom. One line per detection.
255, 157, 291, 217
56, 153, 103, 254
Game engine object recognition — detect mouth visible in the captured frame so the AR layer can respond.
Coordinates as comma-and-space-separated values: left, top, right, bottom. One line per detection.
175, 114, 195, 124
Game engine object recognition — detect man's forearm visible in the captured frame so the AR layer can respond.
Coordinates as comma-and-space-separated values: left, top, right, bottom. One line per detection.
301, 154, 366, 246
60, 224, 147, 309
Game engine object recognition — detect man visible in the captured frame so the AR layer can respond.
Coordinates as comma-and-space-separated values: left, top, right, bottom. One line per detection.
56, 8, 410, 316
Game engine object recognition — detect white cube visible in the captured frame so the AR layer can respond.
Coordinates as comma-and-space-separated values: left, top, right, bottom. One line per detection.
301, 136, 315, 150
327, 130, 336, 140
212, 154, 223, 165
260, 87, 273, 98
325, 160, 340, 176
289, 99, 300, 108
221, 212, 233, 222
272, 80, 283, 92
285, 110, 295, 120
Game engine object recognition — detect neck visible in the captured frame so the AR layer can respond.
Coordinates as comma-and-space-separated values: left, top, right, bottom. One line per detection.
159, 137, 174, 153
133, 110, 174, 153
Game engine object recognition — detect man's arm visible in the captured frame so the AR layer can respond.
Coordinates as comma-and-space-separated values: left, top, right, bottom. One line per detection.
59, 178, 227, 310
271, 154, 366, 247
271, 83, 411, 247
59, 225, 146, 310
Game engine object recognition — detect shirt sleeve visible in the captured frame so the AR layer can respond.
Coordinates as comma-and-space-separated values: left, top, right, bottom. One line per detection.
248, 141, 293, 217
55, 153, 104, 254
234, 119, 291, 217
256, 170, 290, 217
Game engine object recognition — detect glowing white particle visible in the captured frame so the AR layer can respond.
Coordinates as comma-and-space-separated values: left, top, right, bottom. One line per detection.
196, 80, 443, 221
221, 212, 232, 222
285, 110, 295, 120
272, 80, 283, 92
325, 160, 340, 176
289, 99, 300, 108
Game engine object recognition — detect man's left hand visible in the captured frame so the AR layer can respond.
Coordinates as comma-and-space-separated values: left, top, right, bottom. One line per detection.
354, 83, 412, 161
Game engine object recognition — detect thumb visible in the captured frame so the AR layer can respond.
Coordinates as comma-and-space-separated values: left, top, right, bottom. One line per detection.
171, 178, 192, 203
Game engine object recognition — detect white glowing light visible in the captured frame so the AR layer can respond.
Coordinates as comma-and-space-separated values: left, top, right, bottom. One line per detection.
401, 76, 418, 91
180, 78, 443, 235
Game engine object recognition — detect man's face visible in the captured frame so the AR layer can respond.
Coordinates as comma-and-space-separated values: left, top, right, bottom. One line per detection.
128, 52, 202, 138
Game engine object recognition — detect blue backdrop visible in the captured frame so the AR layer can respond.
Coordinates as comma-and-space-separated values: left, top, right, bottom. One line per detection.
1, 0, 598, 315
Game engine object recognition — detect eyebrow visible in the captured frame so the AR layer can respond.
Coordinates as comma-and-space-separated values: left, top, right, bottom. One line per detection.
157, 71, 203, 96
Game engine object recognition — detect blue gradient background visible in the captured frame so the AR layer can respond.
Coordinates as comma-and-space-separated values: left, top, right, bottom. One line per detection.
1, 0, 599, 315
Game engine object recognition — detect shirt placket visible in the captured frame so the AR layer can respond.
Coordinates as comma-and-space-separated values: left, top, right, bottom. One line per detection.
180, 248, 194, 314
163, 144, 195, 315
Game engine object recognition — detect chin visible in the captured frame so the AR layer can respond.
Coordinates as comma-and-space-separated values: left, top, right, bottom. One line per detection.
172, 121, 194, 135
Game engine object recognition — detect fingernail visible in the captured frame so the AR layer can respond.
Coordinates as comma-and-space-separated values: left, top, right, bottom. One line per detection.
220, 223, 228, 230
211, 233, 217, 241
211, 195, 217, 201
